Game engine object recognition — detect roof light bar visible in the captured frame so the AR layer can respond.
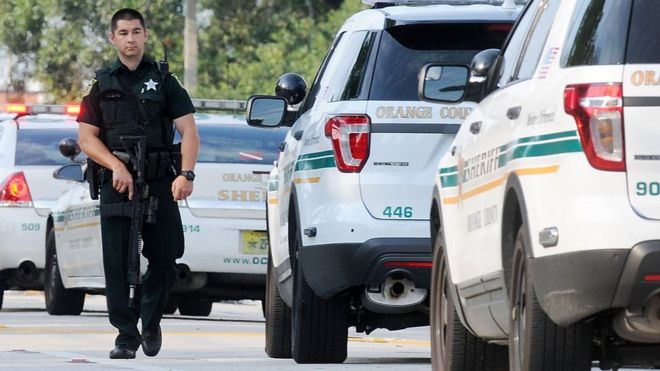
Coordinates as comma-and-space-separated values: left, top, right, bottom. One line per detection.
4, 104, 28, 114
30, 105, 80, 115
361, 0, 525, 6
191, 99, 246, 111
66, 106, 81, 115
1, 104, 81, 118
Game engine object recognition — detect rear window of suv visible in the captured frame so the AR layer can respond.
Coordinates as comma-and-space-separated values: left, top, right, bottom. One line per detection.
196, 125, 287, 165
562, 0, 659, 67
369, 23, 512, 101
626, 0, 660, 63
15, 128, 80, 166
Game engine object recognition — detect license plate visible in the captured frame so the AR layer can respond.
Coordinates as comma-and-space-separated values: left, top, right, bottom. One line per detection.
241, 230, 268, 255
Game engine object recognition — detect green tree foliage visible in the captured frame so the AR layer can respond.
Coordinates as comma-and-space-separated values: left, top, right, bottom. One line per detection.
0, 0, 364, 102
0, 0, 48, 94
196, 0, 362, 99
0, 0, 185, 102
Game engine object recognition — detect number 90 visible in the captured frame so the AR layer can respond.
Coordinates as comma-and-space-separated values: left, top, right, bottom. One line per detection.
637, 181, 660, 196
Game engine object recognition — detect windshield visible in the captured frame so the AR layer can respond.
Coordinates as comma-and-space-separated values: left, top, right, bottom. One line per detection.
15, 128, 80, 166
195, 125, 288, 165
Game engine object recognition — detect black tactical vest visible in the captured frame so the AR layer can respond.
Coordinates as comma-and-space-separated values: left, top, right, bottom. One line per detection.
96, 64, 174, 151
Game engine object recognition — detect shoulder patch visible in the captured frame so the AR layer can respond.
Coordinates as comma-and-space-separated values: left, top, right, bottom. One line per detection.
81, 78, 97, 98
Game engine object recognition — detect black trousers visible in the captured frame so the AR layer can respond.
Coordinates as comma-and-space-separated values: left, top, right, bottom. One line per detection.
100, 175, 184, 350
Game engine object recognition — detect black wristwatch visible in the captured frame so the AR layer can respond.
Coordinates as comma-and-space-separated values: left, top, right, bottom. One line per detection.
180, 170, 195, 182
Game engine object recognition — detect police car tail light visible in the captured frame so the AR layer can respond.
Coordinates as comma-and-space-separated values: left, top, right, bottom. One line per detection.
0, 172, 33, 207
324, 115, 370, 173
564, 83, 625, 172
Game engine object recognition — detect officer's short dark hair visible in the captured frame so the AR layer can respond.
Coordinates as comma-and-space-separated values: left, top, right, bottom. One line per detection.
111, 8, 146, 33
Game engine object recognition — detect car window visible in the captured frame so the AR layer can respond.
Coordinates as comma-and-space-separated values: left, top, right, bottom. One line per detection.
371, 23, 512, 101
15, 128, 80, 166
300, 33, 344, 113
339, 32, 376, 101
514, 0, 560, 80
561, 0, 632, 67
626, 0, 660, 64
327, 30, 371, 102
195, 125, 288, 165
495, 0, 539, 87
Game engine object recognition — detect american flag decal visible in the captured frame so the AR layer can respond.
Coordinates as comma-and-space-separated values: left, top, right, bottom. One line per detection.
538, 47, 559, 79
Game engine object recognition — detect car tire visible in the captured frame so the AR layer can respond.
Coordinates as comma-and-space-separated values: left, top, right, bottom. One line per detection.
163, 294, 178, 315
44, 228, 85, 315
0, 288, 4, 310
264, 252, 292, 358
431, 231, 508, 371
509, 225, 593, 371
291, 233, 348, 364
177, 295, 212, 316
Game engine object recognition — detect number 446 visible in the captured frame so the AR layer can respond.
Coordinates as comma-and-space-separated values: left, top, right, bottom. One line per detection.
383, 206, 413, 218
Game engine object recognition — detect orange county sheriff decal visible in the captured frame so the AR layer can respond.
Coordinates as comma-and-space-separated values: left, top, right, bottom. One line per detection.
375, 105, 433, 119
631, 70, 660, 86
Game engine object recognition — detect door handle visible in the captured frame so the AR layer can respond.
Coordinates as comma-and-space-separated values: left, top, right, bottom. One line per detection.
278, 142, 286, 152
293, 130, 304, 140
469, 121, 482, 135
506, 106, 521, 120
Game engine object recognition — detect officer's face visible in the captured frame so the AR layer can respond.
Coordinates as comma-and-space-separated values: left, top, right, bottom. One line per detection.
109, 19, 148, 59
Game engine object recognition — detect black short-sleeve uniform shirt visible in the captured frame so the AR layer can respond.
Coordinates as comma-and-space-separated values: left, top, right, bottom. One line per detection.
77, 56, 195, 128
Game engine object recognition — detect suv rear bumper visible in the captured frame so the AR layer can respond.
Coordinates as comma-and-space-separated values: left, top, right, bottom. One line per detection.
529, 241, 660, 327
298, 237, 431, 299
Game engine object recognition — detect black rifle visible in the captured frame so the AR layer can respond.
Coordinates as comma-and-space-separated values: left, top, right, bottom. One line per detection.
106, 135, 159, 308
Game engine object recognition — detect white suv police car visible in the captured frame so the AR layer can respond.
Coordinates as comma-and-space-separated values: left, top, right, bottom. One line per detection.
45, 101, 287, 316
247, 0, 520, 364
430, 0, 660, 370
0, 104, 81, 311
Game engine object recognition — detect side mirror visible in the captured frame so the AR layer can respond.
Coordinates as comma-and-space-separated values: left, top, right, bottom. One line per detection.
470, 48, 500, 82
246, 96, 288, 128
52, 163, 84, 182
418, 64, 469, 103
275, 73, 307, 105
59, 138, 80, 162
465, 48, 501, 102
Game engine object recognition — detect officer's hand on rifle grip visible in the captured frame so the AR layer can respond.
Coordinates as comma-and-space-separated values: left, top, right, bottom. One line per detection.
111, 162, 134, 200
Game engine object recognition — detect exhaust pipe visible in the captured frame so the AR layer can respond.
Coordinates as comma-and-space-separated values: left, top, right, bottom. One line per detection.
389, 280, 406, 297
177, 264, 191, 281
363, 275, 427, 314
613, 294, 660, 343
171, 264, 206, 292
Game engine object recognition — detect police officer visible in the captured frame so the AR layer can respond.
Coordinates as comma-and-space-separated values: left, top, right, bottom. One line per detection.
77, 8, 199, 359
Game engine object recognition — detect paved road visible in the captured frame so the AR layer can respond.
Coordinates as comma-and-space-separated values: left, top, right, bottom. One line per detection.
0, 291, 649, 370
0, 291, 431, 370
